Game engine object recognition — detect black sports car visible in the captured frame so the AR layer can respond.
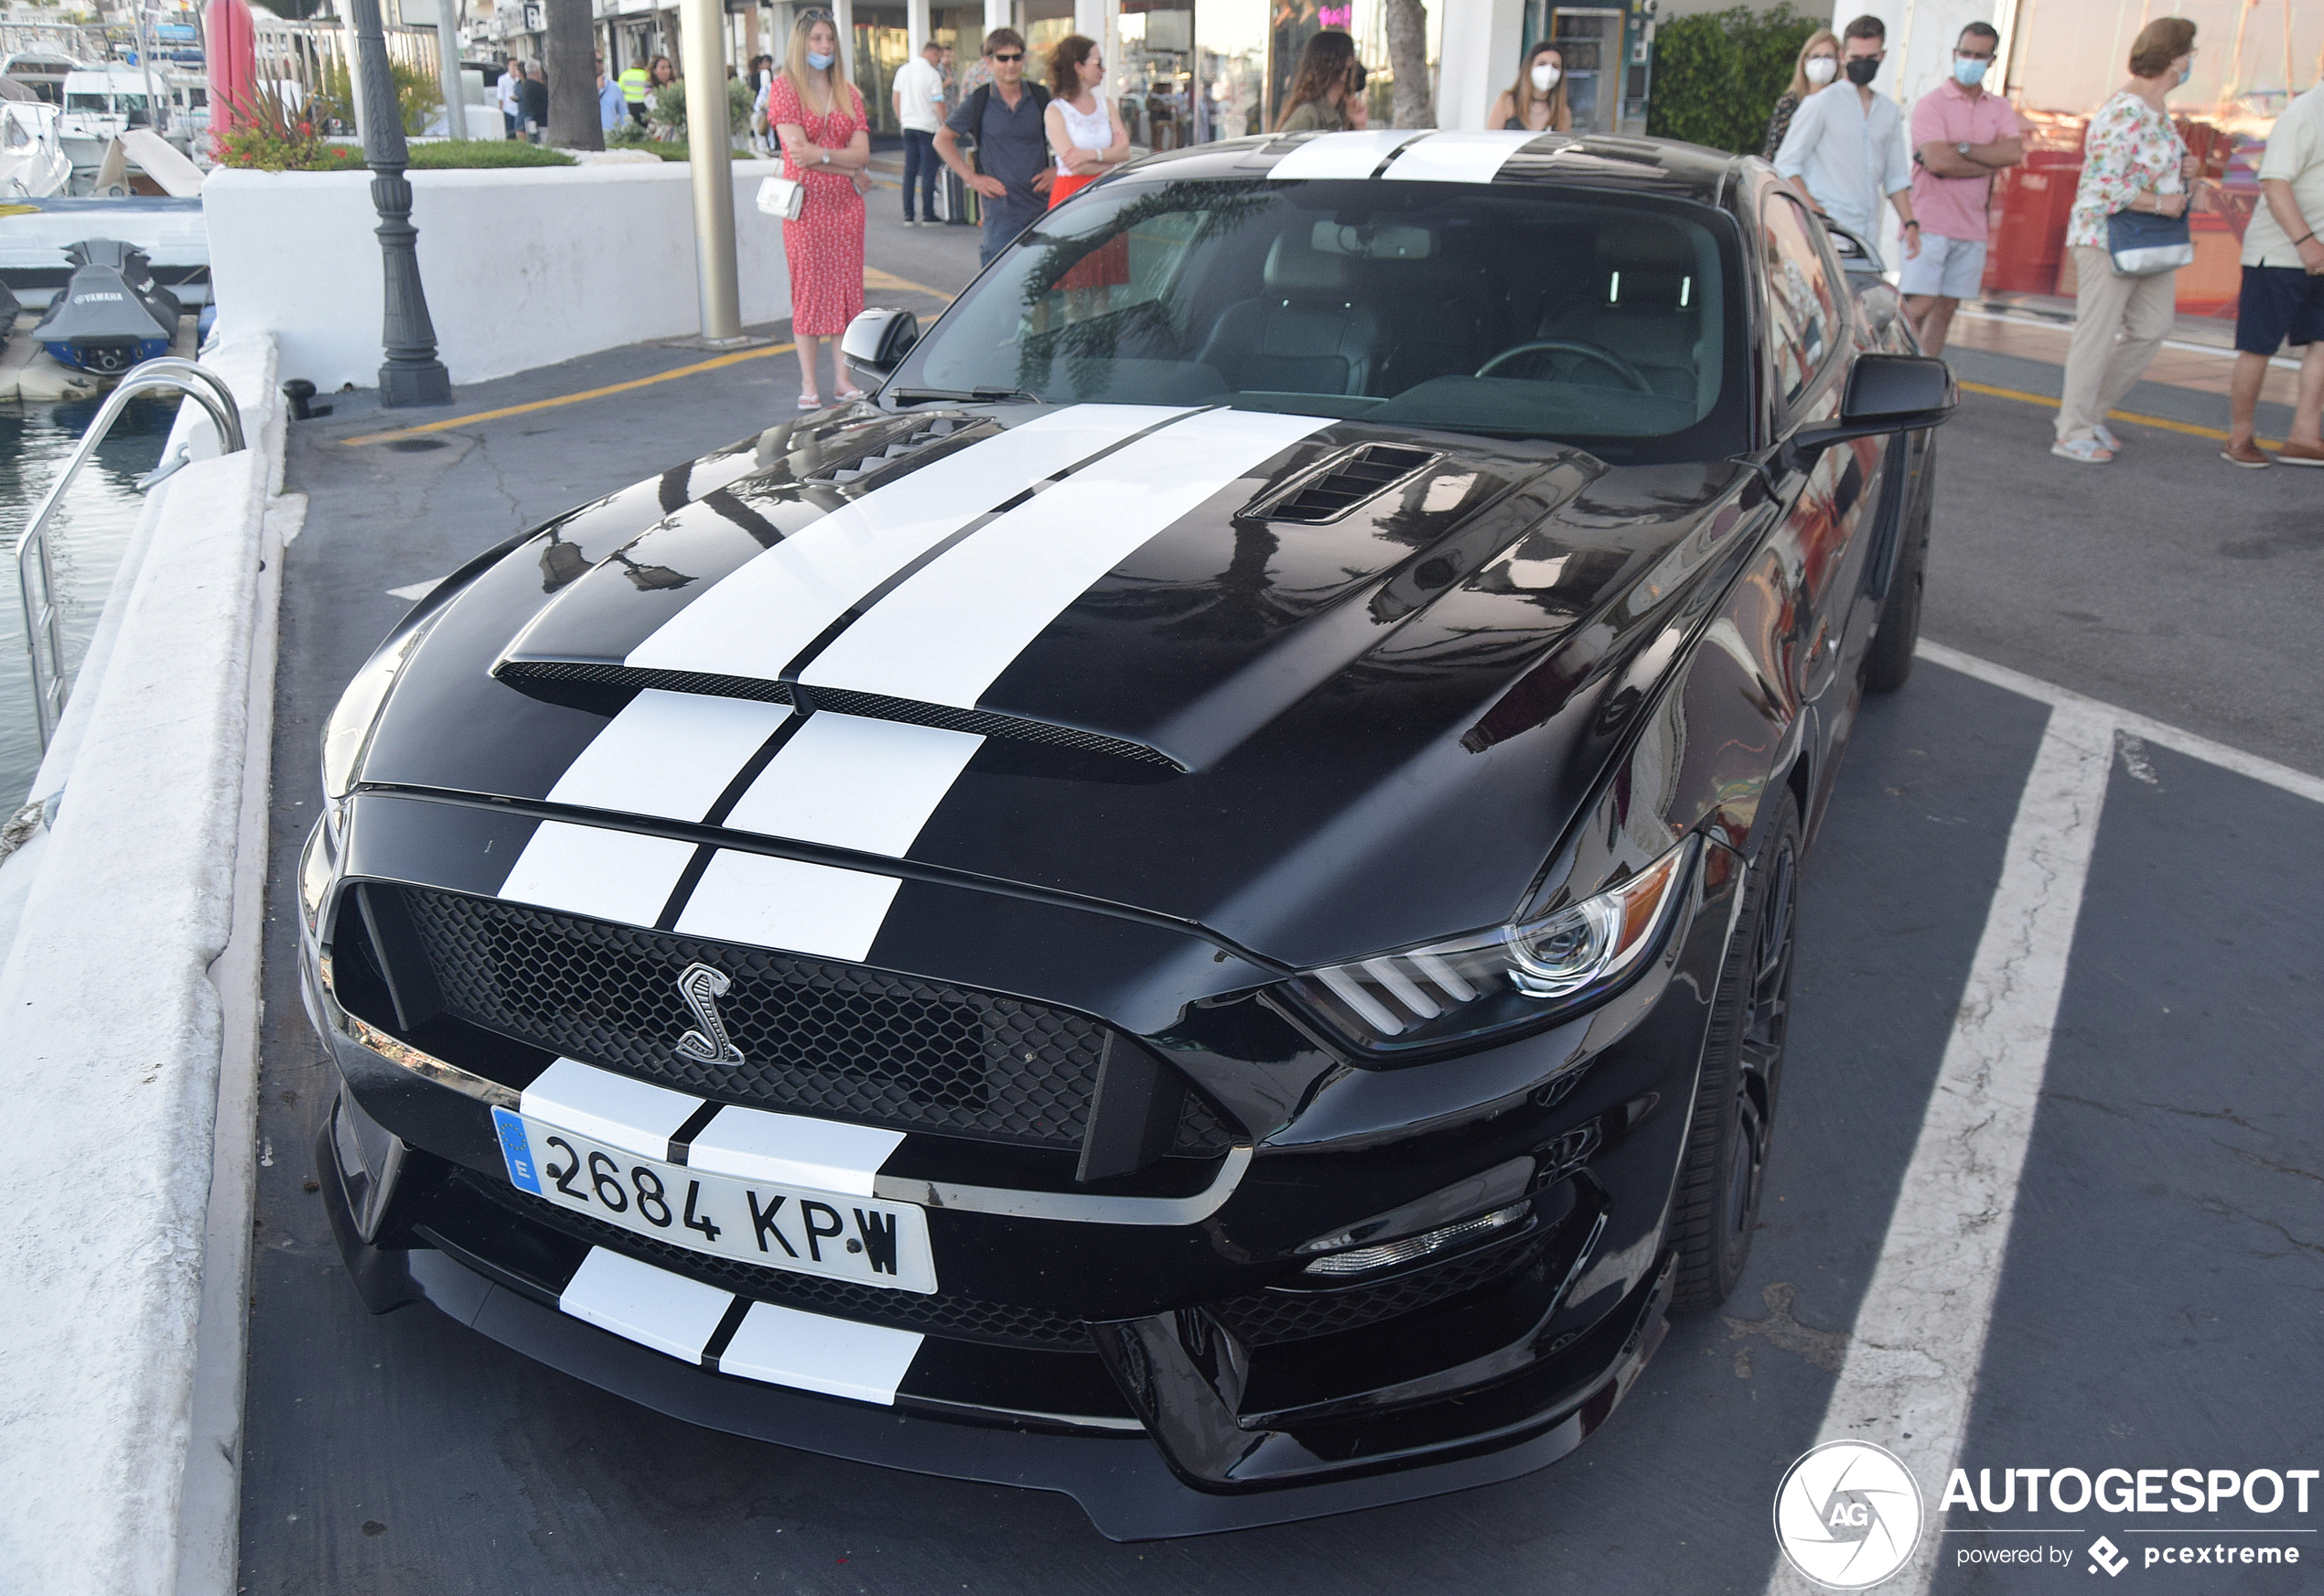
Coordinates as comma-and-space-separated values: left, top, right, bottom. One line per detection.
300, 128, 1952, 1537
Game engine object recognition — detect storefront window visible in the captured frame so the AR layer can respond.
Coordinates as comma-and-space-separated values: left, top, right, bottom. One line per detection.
852, 2, 908, 134
1195, 0, 1266, 141
1120, 5, 1195, 150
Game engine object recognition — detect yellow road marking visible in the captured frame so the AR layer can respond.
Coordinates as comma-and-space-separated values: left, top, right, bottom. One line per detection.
863, 267, 954, 301
339, 342, 797, 446
1956, 378, 2282, 451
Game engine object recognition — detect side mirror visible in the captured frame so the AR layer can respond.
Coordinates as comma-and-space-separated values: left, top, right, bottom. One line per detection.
1788, 353, 1955, 461
841, 307, 919, 380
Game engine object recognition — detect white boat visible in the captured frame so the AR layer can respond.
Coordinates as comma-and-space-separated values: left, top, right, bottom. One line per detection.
1, 97, 70, 198
1, 49, 86, 107
58, 67, 159, 171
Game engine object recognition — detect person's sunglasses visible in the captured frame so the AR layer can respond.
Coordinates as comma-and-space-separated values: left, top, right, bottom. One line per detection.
991, 50, 1024, 61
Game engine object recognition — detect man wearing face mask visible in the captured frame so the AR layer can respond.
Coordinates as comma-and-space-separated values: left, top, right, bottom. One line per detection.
1903, 22, 2022, 353
1772, 14, 1921, 272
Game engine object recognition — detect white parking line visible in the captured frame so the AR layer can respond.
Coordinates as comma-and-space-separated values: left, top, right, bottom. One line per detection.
1766, 699, 2115, 1596
1765, 646, 2323, 1595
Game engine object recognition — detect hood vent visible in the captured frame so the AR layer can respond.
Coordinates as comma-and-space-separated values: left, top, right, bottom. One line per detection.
805, 415, 974, 486
496, 661, 1181, 769
1262, 444, 1438, 524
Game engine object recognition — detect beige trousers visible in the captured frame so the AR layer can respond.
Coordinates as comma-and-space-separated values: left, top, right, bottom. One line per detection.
2056, 245, 2179, 443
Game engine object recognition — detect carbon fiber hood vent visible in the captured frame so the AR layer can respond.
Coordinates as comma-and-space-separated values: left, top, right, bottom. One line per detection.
1258, 444, 1439, 524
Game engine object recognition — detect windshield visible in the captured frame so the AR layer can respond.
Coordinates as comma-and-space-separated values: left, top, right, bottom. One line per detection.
889, 176, 1746, 462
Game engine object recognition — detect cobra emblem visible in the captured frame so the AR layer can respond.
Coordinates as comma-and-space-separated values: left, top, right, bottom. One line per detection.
672, 962, 745, 1067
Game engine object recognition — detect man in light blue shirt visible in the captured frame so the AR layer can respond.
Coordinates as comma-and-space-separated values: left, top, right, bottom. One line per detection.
1773, 14, 1922, 271
597, 58, 626, 135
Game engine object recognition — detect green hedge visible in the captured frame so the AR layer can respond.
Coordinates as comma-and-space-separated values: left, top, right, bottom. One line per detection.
1648, 3, 1820, 155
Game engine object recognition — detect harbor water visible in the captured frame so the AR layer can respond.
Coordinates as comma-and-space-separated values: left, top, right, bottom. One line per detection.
1, 396, 173, 809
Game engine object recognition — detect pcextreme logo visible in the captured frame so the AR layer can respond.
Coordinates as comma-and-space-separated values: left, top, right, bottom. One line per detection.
1774, 1440, 1926, 1590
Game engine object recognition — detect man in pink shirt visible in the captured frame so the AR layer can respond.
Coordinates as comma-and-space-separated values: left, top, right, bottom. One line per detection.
1902, 22, 2023, 354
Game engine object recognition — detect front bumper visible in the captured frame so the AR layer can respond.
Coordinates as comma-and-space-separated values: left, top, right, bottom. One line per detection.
299, 815, 1739, 1536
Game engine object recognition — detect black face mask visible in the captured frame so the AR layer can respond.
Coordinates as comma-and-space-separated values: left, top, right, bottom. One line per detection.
1844, 56, 1881, 85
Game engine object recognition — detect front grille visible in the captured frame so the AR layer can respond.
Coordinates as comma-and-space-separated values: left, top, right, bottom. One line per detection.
459, 1173, 1093, 1350
1207, 1234, 1545, 1347
394, 888, 1233, 1159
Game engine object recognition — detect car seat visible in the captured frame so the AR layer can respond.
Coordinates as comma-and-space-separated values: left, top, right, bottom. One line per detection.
1196, 228, 1383, 396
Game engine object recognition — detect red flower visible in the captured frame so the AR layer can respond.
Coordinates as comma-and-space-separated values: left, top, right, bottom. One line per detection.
297, 121, 313, 135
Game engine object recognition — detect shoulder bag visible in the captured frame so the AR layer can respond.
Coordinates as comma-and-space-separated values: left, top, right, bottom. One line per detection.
2106, 207, 2192, 275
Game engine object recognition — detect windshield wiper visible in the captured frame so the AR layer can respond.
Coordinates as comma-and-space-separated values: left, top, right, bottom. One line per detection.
887, 386, 1038, 406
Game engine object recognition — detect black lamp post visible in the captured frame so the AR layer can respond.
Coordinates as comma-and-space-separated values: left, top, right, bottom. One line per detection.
349, 0, 453, 406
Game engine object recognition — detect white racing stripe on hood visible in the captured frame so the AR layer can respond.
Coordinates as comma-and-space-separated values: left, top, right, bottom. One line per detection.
799, 408, 1332, 711
623, 404, 1189, 683
722, 713, 982, 856
1268, 129, 1426, 180
546, 690, 795, 821
497, 821, 696, 927
675, 850, 901, 963
1383, 129, 1534, 184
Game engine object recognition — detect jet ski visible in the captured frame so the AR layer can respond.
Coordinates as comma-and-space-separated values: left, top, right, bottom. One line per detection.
32, 237, 178, 373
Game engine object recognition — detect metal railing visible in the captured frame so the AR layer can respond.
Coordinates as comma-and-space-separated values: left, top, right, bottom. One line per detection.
12, 358, 245, 755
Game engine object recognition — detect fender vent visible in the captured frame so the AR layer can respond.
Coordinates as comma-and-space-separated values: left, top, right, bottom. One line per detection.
1262, 444, 1438, 524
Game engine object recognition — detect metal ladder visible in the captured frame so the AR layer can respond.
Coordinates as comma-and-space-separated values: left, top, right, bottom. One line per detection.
12, 357, 247, 755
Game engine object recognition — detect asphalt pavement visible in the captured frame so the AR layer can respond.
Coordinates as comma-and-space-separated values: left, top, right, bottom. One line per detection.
235, 205, 2324, 1593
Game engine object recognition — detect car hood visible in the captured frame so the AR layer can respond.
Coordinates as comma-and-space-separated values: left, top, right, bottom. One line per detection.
360, 402, 1756, 968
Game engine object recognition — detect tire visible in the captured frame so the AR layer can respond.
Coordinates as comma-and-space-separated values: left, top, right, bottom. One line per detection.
1668, 794, 1800, 1314
1863, 446, 1931, 695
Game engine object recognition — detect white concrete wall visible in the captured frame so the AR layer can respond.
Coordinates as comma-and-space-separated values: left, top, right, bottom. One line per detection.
1436, 0, 1525, 132
205, 160, 795, 394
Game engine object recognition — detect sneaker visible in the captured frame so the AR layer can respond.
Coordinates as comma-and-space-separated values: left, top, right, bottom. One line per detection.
2093, 422, 2122, 452
2050, 436, 2114, 464
2219, 438, 2272, 468
2278, 439, 2324, 468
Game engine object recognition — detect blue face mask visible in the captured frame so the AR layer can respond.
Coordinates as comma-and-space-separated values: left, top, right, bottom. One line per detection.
807, 49, 834, 70
1953, 57, 1988, 87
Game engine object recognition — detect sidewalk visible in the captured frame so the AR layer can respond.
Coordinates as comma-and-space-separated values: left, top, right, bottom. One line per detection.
1942, 294, 2309, 441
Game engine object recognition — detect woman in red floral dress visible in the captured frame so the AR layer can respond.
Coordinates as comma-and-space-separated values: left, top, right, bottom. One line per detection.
767, 13, 870, 408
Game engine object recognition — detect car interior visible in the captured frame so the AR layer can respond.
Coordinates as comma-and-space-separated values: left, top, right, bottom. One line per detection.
909, 180, 1736, 447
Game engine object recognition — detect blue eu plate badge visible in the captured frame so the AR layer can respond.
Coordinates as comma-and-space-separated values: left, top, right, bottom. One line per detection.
492, 1106, 543, 1194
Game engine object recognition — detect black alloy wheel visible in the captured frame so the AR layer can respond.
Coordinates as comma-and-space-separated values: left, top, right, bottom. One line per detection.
1669, 793, 1801, 1312
1864, 451, 1932, 694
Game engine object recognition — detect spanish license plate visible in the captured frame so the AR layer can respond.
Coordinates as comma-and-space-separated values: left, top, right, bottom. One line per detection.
491, 1107, 936, 1294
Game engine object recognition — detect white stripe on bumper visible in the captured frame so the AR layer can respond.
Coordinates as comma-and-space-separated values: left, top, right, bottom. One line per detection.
521, 1058, 703, 1160
557, 1247, 734, 1363
496, 821, 696, 927
673, 850, 901, 963
720, 713, 983, 857
801, 408, 1332, 709
623, 405, 1189, 683
683, 1108, 906, 1197
545, 690, 795, 821
715, 1301, 923, 1406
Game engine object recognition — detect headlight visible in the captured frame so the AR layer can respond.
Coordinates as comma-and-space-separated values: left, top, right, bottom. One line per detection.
1285, 834, 1696, 1054
319, 616, 439, 799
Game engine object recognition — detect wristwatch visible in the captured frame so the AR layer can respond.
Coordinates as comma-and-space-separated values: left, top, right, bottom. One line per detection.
1955, 140, 1972, 157
820, 148, 830, 165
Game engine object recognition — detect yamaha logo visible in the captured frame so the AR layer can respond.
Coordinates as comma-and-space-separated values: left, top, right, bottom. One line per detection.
672, 961, 745, 1066
1773, 1440, 1925, 1589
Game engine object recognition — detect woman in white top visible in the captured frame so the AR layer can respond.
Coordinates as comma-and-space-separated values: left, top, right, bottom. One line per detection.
1041, 34, 1127, 208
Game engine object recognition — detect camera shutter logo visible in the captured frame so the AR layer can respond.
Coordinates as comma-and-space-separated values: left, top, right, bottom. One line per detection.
1773, 1440, 1925, 1589
672, 962, 746, 1066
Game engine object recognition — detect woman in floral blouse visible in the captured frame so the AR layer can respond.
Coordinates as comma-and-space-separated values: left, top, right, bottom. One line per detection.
2053, 16, 2200, 463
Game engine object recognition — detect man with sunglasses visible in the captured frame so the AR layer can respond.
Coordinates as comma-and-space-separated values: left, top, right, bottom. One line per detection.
936, 29, 1054, 264
1903, 21, 2023, 354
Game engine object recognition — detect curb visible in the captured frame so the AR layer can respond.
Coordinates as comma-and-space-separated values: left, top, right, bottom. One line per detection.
0, 337, 288, 1596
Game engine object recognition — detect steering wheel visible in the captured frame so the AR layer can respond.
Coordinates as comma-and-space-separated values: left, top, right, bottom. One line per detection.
1475, 339, 1653, 394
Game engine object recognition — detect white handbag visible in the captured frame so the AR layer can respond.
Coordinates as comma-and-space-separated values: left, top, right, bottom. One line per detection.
756, 174, 804, 221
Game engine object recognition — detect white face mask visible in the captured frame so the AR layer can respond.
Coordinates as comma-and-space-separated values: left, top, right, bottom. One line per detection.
1804, 56, 1838, 85
1531, 61, 1561, 92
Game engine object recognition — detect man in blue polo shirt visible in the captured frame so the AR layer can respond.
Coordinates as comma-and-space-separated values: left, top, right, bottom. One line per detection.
934, 28, 1053, 264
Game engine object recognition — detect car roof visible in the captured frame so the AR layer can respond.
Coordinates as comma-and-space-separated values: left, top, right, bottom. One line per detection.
1117, 128, 1741, 208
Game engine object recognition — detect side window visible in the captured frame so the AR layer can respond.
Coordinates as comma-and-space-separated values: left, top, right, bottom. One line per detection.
1759, 193, 1838, 406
